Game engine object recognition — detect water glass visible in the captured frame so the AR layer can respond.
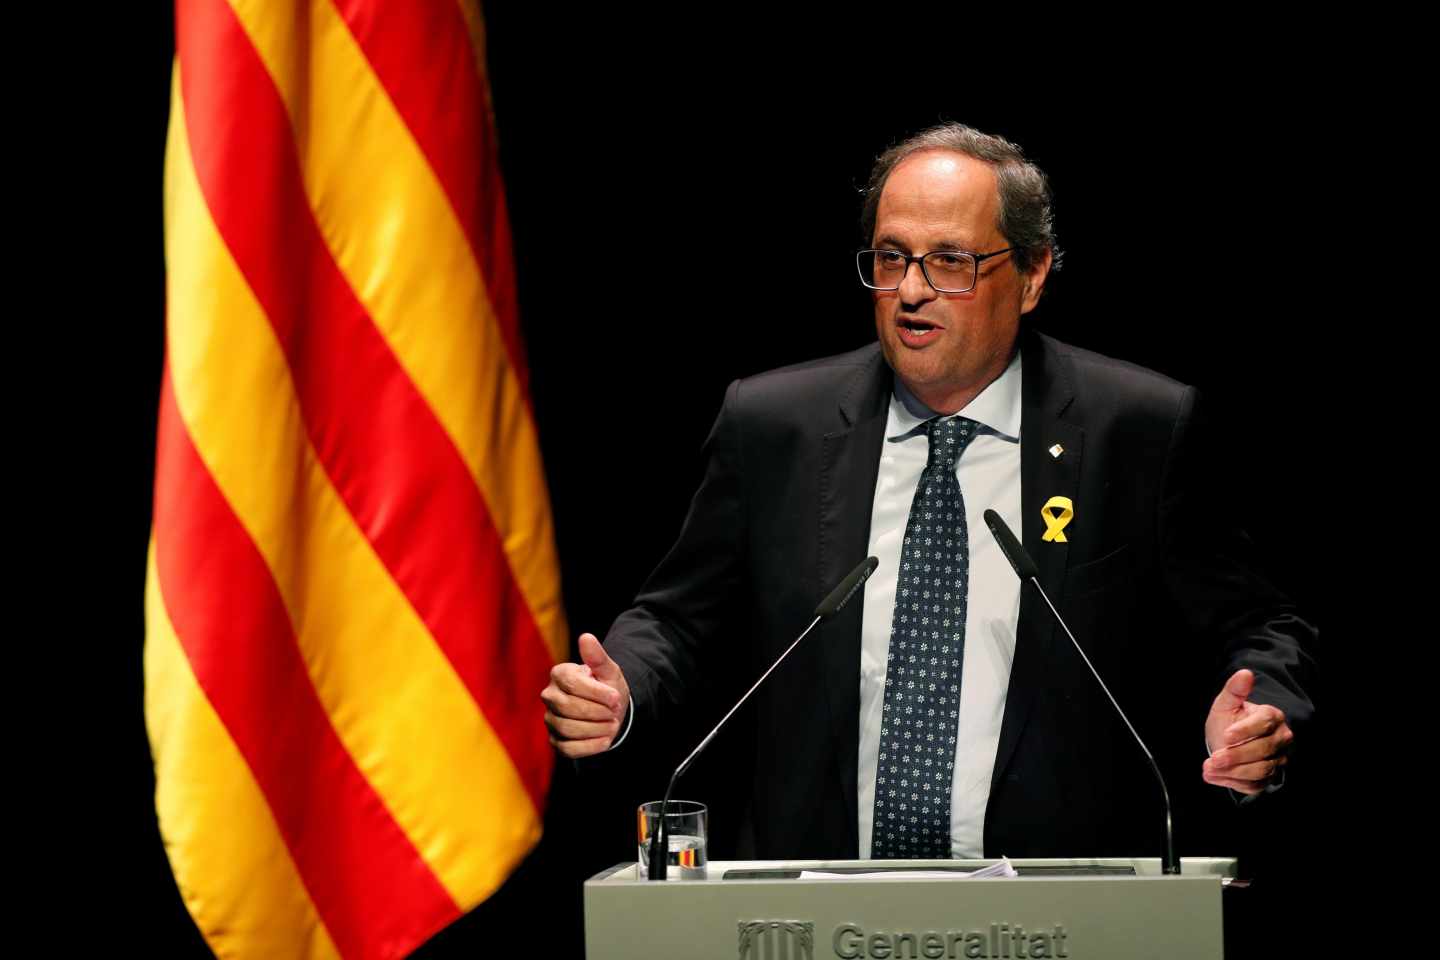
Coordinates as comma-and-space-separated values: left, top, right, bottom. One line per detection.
636, 800, 708, 880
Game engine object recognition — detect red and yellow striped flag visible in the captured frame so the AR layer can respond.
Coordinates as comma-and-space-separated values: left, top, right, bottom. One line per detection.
146, 3, 565, 957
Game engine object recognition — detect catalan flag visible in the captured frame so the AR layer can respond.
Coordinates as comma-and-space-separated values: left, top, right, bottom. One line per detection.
146, 3, 565, 958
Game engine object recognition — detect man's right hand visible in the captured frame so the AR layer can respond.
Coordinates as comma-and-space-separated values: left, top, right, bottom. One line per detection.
541, 632, 631, 758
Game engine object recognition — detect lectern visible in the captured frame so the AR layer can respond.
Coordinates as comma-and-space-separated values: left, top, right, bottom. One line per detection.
584, 857, 1235, 959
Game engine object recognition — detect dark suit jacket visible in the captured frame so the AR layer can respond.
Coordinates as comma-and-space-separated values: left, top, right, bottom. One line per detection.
604, 330, 1316, 861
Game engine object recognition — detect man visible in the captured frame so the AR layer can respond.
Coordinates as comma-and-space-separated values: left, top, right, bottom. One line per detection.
541, 123, 1315, 860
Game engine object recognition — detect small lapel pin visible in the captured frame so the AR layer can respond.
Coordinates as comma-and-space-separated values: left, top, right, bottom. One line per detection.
1041, 496, 1074, 543
1048, 443, 1064, 459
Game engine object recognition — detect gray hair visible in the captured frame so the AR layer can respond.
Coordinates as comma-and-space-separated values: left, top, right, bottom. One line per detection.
859, 122, 1062, 275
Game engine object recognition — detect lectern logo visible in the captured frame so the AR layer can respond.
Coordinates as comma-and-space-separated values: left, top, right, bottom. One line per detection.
738, 920, 814, 960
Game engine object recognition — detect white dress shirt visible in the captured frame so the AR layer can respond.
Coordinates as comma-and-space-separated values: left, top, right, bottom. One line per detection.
857, 351, 1023, 859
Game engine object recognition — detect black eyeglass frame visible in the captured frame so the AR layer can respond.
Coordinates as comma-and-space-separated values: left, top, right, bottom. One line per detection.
856, 247, 1016, 294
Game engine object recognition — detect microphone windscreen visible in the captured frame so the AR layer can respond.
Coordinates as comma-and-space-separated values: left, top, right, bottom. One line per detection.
983, 509, 1039, 580
814, 556, 880, 618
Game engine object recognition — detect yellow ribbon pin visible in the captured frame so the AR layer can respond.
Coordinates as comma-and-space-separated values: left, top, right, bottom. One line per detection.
1041, 496, 1074, 543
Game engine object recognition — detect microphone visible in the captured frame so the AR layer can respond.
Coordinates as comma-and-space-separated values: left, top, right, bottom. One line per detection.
647, 556, 879, 880
982, 509, 1180, 876
814, 555, 880, 618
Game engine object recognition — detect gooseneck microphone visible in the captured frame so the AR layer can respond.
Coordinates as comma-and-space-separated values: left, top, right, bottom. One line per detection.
982, 509, 1180, 876
647, 556, 880, 880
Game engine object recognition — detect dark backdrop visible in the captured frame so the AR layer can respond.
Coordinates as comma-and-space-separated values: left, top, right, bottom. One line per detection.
90, 9, 1326, 957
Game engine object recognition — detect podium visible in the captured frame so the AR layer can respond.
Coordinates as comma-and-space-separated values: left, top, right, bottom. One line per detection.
584, 857, 1235, 959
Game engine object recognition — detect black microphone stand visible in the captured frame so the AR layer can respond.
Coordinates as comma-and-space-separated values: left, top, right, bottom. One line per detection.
647, 557, 879, 880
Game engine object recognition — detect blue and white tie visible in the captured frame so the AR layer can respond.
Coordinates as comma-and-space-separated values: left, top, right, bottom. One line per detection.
871, 415, 979, 859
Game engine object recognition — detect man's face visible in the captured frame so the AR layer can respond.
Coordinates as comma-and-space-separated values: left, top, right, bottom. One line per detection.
871, 150, 1050, 413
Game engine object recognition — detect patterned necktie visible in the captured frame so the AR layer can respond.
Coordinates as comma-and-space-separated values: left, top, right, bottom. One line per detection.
871, 415, 979, 860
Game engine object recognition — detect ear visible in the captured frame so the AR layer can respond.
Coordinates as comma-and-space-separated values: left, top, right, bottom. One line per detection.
1018, 247, 1053, 315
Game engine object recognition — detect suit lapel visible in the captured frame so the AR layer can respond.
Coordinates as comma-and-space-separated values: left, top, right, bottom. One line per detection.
817, 347, 890, 858
991, 331, 1084, 795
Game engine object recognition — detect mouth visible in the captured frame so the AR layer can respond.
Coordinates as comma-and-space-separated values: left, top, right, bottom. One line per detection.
896, 317, 942, 345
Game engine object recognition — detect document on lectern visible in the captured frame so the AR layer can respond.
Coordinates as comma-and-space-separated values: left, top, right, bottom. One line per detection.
798, 858, 1017, 880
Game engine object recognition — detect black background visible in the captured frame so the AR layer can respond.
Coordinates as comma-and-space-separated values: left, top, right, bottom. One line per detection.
82, 8, 1328, 957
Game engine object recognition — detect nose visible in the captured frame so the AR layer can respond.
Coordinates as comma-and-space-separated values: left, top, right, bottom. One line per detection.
898, 258, 936, 306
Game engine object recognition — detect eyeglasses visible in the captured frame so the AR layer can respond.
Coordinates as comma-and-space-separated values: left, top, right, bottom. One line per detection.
856, 247, 1015, 294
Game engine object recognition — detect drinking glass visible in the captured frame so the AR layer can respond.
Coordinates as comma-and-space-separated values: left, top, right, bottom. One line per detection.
636, 800, 707, 880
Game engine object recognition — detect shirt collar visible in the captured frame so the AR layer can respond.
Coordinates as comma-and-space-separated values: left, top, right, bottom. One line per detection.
888, 350, 1023, 443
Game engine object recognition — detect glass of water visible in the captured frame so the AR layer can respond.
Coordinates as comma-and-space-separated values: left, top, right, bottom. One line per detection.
636, 800, 708, 880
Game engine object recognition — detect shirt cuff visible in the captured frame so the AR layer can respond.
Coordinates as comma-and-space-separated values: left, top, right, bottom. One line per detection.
608, 698, 635, 751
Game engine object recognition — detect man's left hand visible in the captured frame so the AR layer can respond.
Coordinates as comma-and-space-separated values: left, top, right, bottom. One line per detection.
1202, 668, 1293, 795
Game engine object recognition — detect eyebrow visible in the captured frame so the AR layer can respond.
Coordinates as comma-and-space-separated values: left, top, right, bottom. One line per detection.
873, 234, 977, 253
